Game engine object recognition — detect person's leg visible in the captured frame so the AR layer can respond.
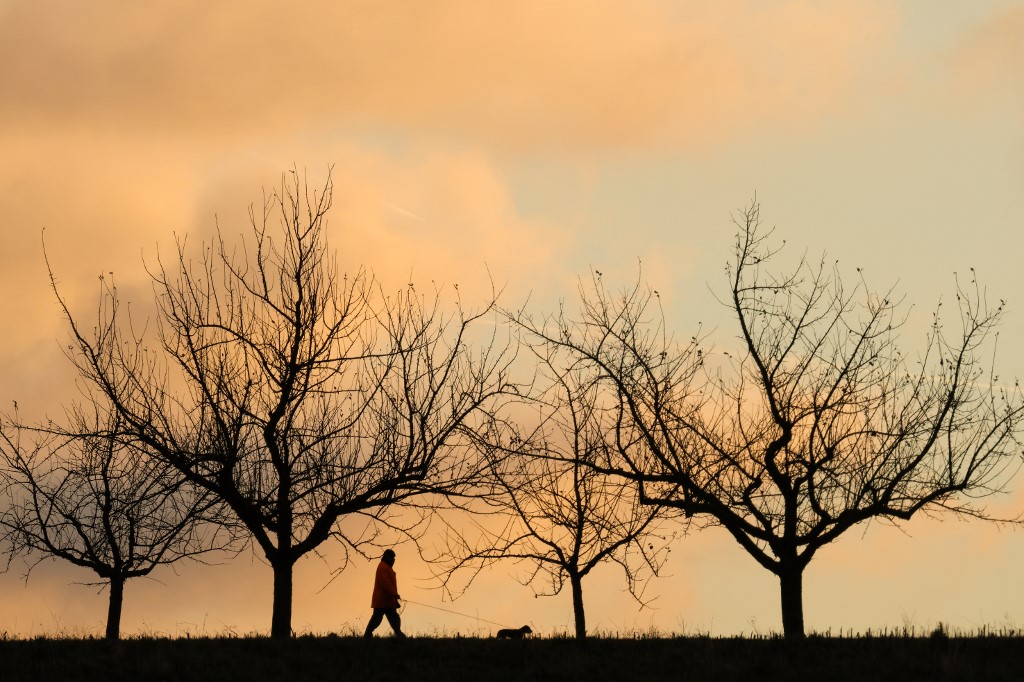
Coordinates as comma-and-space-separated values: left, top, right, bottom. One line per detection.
384, 608, 406, 638
364, 609, 385, 638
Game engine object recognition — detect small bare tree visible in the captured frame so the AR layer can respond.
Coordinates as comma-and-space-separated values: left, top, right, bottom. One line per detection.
50, 171, 519, 638
437, 341, 674, 639
0, 405, 227, 640
521, 203, 1024, 638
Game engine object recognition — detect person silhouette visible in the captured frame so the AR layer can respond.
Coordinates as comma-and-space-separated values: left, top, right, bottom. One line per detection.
363, 549, 406, 638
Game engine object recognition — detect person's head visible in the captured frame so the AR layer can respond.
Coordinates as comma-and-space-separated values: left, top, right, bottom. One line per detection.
381, 549, 396, 566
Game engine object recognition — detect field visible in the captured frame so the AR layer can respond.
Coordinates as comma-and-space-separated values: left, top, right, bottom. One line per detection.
1, 633, 1022, 682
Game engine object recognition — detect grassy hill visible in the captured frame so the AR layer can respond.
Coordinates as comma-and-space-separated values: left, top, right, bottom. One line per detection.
2, 633, 1021, 681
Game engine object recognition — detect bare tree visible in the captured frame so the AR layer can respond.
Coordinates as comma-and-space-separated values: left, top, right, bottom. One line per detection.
520, 203, 1024, 638
49, 171, 520, 638
0, 404, 227, 640
437, 341, 674, 640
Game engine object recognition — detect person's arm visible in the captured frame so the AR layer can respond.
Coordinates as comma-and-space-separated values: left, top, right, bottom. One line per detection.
389, 568, 400, 601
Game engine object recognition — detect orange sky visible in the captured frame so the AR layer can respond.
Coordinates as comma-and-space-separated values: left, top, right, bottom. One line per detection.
1, 0, 1023, 637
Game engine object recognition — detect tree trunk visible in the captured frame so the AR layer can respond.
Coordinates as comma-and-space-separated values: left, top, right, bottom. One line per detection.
106, 576, 125, 641
271, 558, 293, 639
570, 573, 586, 640
778, 566, 805, 639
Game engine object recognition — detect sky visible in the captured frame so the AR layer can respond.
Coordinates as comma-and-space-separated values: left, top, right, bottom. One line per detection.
1, 0, 1023, 638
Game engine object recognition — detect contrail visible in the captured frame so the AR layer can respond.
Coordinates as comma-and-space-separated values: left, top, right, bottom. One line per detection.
383, 201, 427, 223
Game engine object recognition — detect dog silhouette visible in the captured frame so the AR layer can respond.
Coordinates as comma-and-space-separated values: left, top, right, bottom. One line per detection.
495, 625, 533, 639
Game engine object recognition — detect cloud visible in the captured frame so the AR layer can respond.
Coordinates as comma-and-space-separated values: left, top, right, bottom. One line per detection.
0, 132, 570, 420
180, 142, 570, 297
0, 0, 896, 151
947, 6, 1024, 113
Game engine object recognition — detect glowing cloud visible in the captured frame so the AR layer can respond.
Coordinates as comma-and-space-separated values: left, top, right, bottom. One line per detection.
948, 6, 1024, 113
0, 0, 896, 149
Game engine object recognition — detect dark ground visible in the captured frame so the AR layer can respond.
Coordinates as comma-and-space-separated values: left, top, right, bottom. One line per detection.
1, 634, 1021, 682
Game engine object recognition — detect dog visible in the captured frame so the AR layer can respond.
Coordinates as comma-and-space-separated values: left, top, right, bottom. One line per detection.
495, 625, 533, 639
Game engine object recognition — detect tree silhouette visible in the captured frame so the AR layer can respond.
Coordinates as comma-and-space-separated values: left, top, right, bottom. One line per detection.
519, 203, 1024, 638
50, 171, 519, 638
437, 341, 673, 639
0, 404, 227, 640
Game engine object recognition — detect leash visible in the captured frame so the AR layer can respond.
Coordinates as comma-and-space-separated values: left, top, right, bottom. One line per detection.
401, 598, 513, 629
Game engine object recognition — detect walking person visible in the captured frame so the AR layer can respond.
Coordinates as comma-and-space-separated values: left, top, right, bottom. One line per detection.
363, 549, 406, 638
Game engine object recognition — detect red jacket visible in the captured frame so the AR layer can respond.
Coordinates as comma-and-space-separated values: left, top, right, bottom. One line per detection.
371, 561, 400, 609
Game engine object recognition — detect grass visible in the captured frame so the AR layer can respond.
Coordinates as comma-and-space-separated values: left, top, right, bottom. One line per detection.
1, 632, 1022, 682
